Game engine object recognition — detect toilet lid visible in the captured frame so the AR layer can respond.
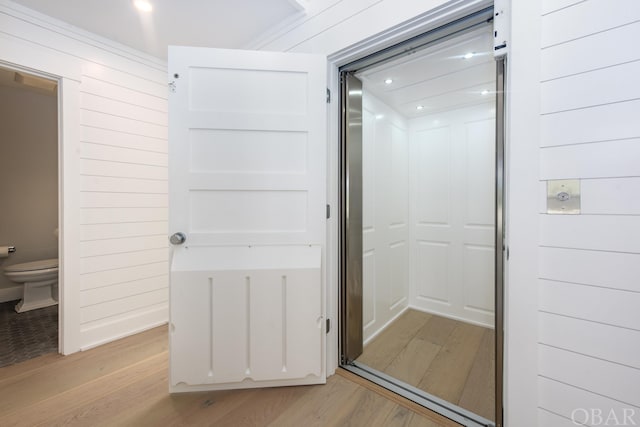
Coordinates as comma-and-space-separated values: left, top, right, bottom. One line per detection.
5, 258, 58, 272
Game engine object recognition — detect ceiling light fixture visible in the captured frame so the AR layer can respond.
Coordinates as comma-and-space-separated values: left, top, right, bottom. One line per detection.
134, 0, 153, 12
463, 52, 474, 59
384, 78, 393, 85
481, 89, 489, 95
416, 105, 424, 111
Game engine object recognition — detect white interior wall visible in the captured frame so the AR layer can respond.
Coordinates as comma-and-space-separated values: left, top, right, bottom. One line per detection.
536, 1, 640, 424
0, 0, 169, 352
409, 103, 495, 328
0, 84, 58, 298
361, 88, 410, 343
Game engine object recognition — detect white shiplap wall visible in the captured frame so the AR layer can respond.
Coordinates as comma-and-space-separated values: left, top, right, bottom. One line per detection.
0, 0, 168, 351
537, 0, 640, 424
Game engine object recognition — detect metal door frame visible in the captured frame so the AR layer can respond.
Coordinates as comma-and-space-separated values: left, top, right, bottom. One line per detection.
338, 10, 506, 427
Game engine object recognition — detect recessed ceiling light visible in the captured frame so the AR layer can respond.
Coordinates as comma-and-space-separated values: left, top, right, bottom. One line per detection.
481, 89, 489, 95
463, 52, 474, 59
134, 0, 153, 12
384, 78, 393, 85
416, 105, 424, 111
375, 114, 385, 120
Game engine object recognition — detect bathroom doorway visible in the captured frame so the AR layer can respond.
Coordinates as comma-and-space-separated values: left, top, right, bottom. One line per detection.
0, 65, 60, 367
340, 8, 504, 427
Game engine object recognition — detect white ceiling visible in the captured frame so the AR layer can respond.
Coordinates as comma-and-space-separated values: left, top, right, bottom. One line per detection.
7, 1, 494, 116
10, 0, 303, 60
358, 27, 496, 118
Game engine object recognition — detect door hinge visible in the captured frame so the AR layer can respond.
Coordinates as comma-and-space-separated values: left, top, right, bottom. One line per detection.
326, 318, 331, 334
326, 88, 331, 103
326, 204, 331, 219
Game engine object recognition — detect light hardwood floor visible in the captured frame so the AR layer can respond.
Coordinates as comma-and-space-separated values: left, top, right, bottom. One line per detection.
0, 325, 460, 427
358, 310, 495, 421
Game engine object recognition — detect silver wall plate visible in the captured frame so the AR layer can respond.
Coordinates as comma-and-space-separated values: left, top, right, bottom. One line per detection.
547, 179, 580, 214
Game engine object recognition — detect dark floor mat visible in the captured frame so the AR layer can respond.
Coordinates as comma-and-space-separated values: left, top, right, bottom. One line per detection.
0, 300, 58, 368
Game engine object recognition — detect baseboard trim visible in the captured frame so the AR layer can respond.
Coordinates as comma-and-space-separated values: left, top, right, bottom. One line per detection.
0, 286, 22, 303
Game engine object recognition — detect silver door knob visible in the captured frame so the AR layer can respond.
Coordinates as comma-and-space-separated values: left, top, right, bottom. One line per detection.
169, 232, 186, 245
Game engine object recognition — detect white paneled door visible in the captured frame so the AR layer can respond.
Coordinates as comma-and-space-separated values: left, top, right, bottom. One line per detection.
168, 47, 327, 392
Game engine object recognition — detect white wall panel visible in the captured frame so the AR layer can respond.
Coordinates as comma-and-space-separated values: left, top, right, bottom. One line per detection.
410, 103, 494, 326
80, 192, 168, 209
80, 176, 168, 194
80, 262, 167, 290
465, 119, 494, 226
539, 279, 640, 331
81, 126, 167, 153
81, 92, 167, 125
541, 0, 585, 15
540, 139, 640, 180
363, 250, 376, 328
389, 241, 408, 308
541, 0, 640, 47
580, 178, 640, 215
539, 344, 640, 407
81, 143, 168, 167
81, 109, 167, 139
540, 215, 640, 253
540, 246, 640, 292
80, 76, 167, 112
541, 21, 640, 81
541, 61, 640, 114
0, 0, 169, 351
416, 241, 450, 304
80, 275, 169, 307
79, 235, 167, 257
415, 127, 450, 224
361, 90, 410, 342
538, 378, 640, 427
539, 312, 640, 369
80, 222, 167, 241
80, 159, 168, 180
80, 248, 168, 275
537, 410, 576, 427
463, 244, 494, 315
80, 288, 168, 324
540, 100, 640, 147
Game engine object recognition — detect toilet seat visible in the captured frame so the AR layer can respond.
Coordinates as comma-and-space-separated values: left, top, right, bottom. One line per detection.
5, 258, 58, 272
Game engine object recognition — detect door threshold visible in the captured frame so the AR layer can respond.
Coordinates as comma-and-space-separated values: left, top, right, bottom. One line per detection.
338, 363, 494, 427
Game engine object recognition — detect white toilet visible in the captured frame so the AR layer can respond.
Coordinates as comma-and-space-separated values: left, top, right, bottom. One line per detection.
4, 258, 59, 313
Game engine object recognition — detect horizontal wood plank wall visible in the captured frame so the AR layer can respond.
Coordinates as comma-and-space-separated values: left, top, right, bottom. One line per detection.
538, 0, 640, 424
0, 0, 169, 350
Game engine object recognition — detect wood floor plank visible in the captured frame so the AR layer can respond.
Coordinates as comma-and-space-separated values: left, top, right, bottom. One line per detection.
415, 314, 458, 346
417, 321, 486, 404
384, 337, 441, 387
358, 310, 432, 370
458, 329, 496, 421
110, 381, 259, 427
337, 369, 461, 427
4, 352, 168, 427
0, 318, 471, 427
326, 386, 397, 426
267, 375, 360, 427
0, 326, 168, 414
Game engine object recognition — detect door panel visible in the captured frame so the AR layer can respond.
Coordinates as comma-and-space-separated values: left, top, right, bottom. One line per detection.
341, 72, 363, 362
168, 47, 327, 392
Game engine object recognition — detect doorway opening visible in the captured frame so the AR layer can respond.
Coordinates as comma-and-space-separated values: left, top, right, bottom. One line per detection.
339, 8, 504, 427
0, 65, 60, 367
